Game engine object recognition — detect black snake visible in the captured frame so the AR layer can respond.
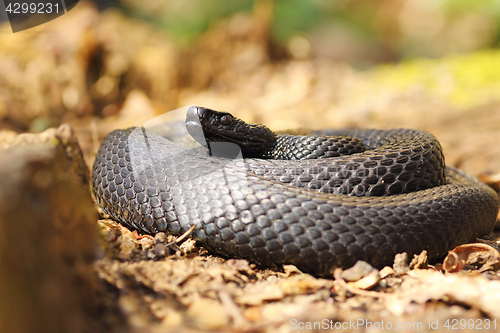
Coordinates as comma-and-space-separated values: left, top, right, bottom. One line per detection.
92, 106, 499, 276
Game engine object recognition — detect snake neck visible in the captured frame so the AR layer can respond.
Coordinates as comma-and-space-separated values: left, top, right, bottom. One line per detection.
260, 134, 367, 160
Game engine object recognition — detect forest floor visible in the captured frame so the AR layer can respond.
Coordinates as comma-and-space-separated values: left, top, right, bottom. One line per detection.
1, 3, 500, 332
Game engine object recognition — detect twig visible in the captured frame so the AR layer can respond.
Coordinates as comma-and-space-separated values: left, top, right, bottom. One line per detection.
165, 224, 196, 247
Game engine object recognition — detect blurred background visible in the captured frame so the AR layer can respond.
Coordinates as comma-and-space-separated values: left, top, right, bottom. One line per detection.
117, 0, 500, 62
0, 0, 500, 172
1, 2, 500, 331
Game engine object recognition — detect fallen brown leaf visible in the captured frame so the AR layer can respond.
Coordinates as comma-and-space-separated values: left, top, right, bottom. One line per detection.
333, 268, 387, 298
443, 243, 500, 273
278, 274, 333, 296
385, 269, 500, 318
341, 260, 379, 282
478, 172, 500, 192
347, 271, 380, 290
379, 266, 396, 279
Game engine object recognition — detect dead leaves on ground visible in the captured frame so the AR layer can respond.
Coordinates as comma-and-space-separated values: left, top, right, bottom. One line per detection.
96, 219, 500, 331
332, 243, 500, 321
335, 264, 500, 318
384, 269, 500, 318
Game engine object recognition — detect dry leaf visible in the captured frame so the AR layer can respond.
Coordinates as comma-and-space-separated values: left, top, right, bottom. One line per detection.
341, 260, 379, 282
379, 266, 396, 279
409, 250, 428, 269
478, 172, 500, 192
279, 274, 333, 295
347, 271, 380, 290
443, 243, 500, 273
385, 269, 500, 318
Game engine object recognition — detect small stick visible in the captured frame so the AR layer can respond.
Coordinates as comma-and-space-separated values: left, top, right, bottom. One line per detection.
165, 224, 196, 247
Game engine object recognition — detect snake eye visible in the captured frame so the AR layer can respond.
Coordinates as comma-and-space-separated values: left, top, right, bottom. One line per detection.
221, 115, 232, 126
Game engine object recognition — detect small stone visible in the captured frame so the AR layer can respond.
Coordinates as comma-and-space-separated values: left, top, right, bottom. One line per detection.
394, 253, 411, 275
154, 243, 167, 257
154, 232, 169, 243
139, 237, 155, 251
179, 238, 197, 252
119, 234, 138, 260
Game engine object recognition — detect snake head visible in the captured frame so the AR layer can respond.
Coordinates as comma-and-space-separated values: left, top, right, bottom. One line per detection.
186, 106, 277, 157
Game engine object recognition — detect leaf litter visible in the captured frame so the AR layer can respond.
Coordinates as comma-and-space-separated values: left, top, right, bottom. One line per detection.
1, 2, 500, 332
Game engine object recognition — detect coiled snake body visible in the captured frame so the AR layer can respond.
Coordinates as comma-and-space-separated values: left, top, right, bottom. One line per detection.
92, 106, 499, 276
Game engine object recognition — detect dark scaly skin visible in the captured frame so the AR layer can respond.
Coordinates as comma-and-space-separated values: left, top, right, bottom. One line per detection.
92, 107, 499, 277
186, 107, 447, 196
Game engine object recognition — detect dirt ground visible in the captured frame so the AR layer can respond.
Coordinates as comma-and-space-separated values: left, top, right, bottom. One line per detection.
1, 3, 500, 333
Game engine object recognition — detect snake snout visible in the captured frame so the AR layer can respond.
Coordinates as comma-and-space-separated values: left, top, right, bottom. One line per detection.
185, 106, 208, 146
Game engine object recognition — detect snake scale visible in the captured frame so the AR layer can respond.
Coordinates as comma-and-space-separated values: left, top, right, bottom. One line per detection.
92, 106, 499, 276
